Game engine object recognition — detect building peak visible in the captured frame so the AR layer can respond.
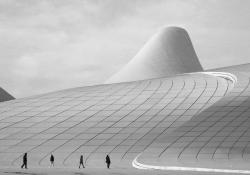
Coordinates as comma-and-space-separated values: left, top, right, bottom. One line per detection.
106, 26, 203, 83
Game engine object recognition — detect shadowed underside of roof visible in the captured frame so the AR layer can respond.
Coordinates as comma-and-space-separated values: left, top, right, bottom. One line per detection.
0, 87, 14, 102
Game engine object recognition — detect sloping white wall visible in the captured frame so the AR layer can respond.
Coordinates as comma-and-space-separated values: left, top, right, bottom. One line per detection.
106, 26, 203, 83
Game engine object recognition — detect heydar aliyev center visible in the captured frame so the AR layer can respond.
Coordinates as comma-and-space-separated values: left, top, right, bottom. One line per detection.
2, 26, 250, 174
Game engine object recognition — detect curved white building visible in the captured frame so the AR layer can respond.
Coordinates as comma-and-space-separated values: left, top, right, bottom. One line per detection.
0, 27, 250, 173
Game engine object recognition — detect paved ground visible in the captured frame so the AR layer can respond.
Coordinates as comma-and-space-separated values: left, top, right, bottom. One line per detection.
0, 168, 248, 175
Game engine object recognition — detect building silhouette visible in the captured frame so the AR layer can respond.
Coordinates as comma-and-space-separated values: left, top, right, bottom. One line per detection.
0, 27, 249, 171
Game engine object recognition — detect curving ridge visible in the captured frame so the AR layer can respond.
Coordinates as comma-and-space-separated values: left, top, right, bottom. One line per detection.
106, 26, 203, 83
133, 65, 250, 171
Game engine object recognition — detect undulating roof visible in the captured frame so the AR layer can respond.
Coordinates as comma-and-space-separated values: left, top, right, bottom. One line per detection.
0, 27, 250, 172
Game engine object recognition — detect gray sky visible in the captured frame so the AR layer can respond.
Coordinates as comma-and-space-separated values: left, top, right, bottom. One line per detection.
0, 0, 250, 98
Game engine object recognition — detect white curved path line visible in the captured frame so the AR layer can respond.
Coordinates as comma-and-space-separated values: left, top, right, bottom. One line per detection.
132, 154, 250, 174
202, 72, 237, 84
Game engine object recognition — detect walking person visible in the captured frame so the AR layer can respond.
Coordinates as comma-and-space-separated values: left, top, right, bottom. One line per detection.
79, 155, 85, 168
50, 154, 55, 167
105, 155, 111, 169
21, 153, 27, 169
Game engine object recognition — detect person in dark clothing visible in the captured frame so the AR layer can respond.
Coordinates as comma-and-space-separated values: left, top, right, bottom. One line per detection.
21, 153, 27, 169
79, 155, 85, 168
50, 154, 55, 167
105, 155, 111, 169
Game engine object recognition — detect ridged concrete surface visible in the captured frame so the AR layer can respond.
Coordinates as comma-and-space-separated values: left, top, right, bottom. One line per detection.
137, 65, 250, 170
0, 73, 230, 168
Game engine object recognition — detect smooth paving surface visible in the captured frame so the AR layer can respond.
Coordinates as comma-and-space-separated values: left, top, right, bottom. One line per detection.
0, 73, 231, 168
0, 168, 242, 175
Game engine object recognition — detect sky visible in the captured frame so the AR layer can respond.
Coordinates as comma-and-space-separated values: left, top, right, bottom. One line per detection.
0, 0, 250, 98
